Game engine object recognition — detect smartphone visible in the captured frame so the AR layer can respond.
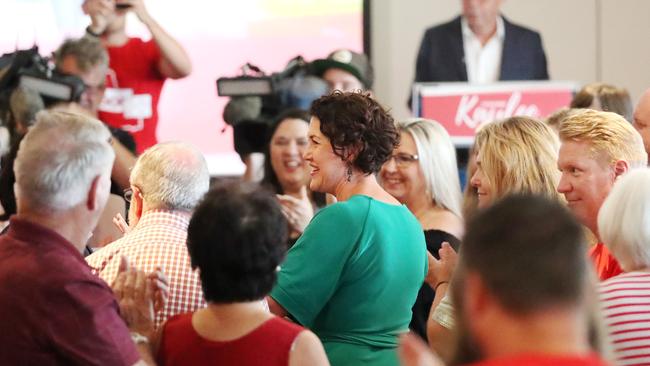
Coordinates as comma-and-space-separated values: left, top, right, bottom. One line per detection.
115, 3, 132, 9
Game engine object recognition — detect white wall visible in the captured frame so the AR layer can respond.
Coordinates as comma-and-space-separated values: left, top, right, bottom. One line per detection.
371, 0, 650, 120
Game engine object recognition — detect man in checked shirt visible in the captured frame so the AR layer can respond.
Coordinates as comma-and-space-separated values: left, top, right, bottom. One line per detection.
87, 141, 209, 327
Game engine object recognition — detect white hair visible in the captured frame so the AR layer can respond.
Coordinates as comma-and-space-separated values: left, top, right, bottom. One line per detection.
14, 110, 114, 212
598, 168, 650, 271
130, 141, 209, 211
398, 119, 463, 218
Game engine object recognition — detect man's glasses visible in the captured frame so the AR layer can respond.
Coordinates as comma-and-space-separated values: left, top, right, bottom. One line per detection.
123, 187, 134, 202
388, 153, 419, 167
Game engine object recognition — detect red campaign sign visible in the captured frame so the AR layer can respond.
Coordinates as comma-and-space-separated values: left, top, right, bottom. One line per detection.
417, 83, 575, 145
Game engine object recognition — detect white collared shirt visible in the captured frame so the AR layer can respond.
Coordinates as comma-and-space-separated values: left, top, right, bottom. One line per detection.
461, 16, 505, 84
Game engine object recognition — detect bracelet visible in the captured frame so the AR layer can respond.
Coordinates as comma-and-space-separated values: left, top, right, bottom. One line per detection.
434, 280, 449, 292
85, 25, 102, 38
130, 332, 149, 345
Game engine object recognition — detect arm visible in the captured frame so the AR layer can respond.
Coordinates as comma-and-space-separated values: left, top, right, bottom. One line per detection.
288, 330, 330, 366
110, 137, 137, 191
126, 0, 192, 79
267, 295, 288, 318
113, 257, 170, 366
423, 242, 457, 359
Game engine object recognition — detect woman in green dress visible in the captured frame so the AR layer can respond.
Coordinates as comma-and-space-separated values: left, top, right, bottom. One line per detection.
268, 91, 428, 366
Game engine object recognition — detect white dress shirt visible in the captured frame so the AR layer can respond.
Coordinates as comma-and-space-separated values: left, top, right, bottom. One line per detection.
461, 16, 505, 84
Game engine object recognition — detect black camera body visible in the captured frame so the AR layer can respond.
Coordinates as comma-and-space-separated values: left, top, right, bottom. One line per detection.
0, 47, 85, 129
217, 56, 328, 156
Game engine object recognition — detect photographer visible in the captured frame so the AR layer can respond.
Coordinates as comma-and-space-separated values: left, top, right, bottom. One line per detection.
83, 0, 192, 153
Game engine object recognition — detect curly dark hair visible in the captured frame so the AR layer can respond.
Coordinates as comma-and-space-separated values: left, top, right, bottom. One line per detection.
310, 91, 399, 174
187, 182, 288, 303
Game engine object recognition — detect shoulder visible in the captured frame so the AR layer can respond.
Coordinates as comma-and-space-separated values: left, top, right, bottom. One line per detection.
503, 17, 542, 39
288, 329, 328, 366
423, 16, 461, 38
313, 196, 372, 223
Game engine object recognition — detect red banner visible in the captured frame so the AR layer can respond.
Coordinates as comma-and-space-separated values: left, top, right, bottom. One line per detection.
415, 82, 576, 145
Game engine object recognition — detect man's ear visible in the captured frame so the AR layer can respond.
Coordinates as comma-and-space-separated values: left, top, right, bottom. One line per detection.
132, 186, 144, 219
86, 175, 101, 211
613, 159, 630, 179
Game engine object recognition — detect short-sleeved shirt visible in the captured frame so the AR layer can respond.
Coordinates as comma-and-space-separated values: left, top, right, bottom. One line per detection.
271, 195, 427, 366
0, 216, 139, 365
99, 38, 165, 153
590, 242, 623, 281
86, 209, 205, 328
600, 272, 650, 365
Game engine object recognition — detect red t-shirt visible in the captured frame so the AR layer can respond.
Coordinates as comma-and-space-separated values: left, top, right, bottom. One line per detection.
0, 217, 140, 365
465, 353, 609, 366
590, 242, 623, 281
158, 313, 304, 366
99, 37, 166, 153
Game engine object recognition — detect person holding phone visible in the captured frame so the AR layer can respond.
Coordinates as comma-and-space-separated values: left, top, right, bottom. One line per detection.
82, 0, 192, 153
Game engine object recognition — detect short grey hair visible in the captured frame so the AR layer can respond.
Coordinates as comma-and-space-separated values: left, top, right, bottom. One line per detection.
10, 86, 44, 129
598, 168, 650, 271
397, 119, 463, 218
130, 142, 209, 211
54, 36, 109, 73
14, 111, 114, 211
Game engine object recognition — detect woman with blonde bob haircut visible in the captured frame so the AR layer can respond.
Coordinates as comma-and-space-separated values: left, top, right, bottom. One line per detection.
598, 168, 650, 363
427, 116, 563, 361
471, 116, 562, 207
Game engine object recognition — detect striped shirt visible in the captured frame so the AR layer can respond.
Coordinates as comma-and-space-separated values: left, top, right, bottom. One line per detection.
86, 209, 206, 328
600, 271, 650, 365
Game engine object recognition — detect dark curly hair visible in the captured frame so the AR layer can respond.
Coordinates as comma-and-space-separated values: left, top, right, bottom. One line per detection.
187, 182, 288, 303
310, 91, 399, 174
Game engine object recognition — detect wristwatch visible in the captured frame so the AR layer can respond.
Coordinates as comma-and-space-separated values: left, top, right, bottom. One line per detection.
130, 332, 149, 345
85, 26, 102, 38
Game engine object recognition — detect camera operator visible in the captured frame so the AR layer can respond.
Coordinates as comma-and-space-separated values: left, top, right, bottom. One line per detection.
310, 49, 373, 92
53, 36, 136, 192
82, 0, 192, 153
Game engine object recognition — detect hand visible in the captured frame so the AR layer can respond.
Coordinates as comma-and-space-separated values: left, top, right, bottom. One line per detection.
82, 0, 113, 34
117, 0, 153, 25
112, 212, 131, 236
399, 333, 445, 366
112, 257, 167, 336
424, 242, 458, 289
277, 187, 314, 236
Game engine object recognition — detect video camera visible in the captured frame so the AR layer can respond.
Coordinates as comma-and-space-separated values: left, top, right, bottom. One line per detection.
217, 56, 328, 156
0, 47, 86, 130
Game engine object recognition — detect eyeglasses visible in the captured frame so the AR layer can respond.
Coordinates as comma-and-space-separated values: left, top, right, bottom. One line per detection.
123, 187, 134, 202
388, 153, 419, 167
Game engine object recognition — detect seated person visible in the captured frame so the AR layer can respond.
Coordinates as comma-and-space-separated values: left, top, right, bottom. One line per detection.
151, 182, 329, 366
598, 168, 650, 364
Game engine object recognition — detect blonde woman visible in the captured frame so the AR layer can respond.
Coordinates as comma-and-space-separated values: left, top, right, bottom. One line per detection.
380, 118, 463, 340
426, 116, 562, 361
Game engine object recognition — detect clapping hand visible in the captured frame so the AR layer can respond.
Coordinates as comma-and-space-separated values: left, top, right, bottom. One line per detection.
424, 242, 458, 290
111, 257, 168, 336
277, 186, 314, 237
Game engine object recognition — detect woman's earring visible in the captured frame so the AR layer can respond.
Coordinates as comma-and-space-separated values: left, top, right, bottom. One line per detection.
346, 165, 353, 182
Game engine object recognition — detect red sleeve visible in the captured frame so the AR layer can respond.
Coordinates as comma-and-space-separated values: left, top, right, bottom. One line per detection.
143, 39, 165, 80
589, 243, 623, 281
45, 279, 140, 366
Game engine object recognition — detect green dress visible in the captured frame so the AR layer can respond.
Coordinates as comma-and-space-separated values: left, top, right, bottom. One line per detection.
271, 195, 427, 366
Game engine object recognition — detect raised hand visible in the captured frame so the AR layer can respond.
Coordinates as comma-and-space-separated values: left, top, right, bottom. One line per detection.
82, 0, 113, 34
277, 186, 314, 236
424, 242, 458, 290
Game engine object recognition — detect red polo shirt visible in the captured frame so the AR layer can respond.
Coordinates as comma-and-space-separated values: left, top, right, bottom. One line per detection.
0, 217, 139, 365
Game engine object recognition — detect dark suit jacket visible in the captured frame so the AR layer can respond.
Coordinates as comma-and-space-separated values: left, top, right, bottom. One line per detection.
415, 16, 549, 82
